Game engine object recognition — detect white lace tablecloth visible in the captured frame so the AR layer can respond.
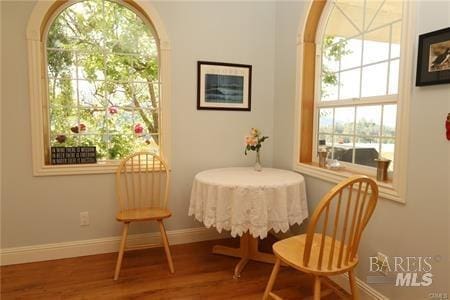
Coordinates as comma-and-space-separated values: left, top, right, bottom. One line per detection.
188, 167, 308, 239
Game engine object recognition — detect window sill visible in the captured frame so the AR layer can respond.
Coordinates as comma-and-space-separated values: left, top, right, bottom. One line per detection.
34, 160, 170, 176
34, 161, 120, 176
294, 162, 404, 203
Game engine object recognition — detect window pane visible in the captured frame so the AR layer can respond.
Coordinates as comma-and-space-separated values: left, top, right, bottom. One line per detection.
382, 104, 397, 136
131, 82, 156, 108
321, 80, 339, 101
48, 79, 77, 107
388, 59, 400, 95
110, 109, 133, 134
319, 108, 333, 133
50, 134, 78, 147
340, 38, 362, 71
55, 1, 105, 50
134, 109, 158, 134
361, 62, 388, 97
339, 69, 360, 99
132, 55, 159, 82
108, 135, 135, 160
381, 138, 395, 171
333, 135, 354, 163
78, 80, 105, 107
391, 22, 402, 58
47, 50, 77, 79
79, 108, 106, 134
363, 26, 390, 65
354, 137, 379, 167
367, 0, 403, 31
334, 107, 355, 134
318, 134, 333, 148
335, 1, 364, 32
104, 1, 142, 54
356, 105, 381, 136
322, 42, 340, 73
107, 85, 130, 107
106, 54, 135, 81
49, 106, 78, 137
325, 5, 361, 40
364, 1, 384, 30
77, 52, 105, 81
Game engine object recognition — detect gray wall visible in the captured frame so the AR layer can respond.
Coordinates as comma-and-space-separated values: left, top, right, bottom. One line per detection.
273, 1, 450, 299
1, 1, 275, 247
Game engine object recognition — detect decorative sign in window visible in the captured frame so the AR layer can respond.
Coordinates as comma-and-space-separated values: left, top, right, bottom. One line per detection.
51, 147, 97, 165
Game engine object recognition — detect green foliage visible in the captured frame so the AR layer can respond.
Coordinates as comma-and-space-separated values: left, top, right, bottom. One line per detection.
47, 0, 159, 161
321, 36, 351, 98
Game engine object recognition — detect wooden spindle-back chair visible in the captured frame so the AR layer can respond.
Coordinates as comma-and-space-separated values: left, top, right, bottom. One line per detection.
263, 175, 378, 300
114, 152, 174, 280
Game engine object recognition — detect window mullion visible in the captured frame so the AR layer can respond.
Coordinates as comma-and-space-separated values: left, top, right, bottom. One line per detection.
331, 108, 336, 160
379, 104, 385, 158
358, 1, 366, 100
75, 50, 81, 146
317, 97, 397, 108
351, 106, 357, 164
386, 24, 393, 94
365, 0, 385, 31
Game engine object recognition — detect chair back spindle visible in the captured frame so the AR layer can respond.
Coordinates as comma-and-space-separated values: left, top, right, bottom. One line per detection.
115, 152, 170, 211
303, 175, 378, 271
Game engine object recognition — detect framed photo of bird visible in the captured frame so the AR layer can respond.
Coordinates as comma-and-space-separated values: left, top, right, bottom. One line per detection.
416, 27, 450, 86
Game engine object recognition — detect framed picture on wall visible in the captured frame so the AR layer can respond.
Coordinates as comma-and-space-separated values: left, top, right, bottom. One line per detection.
197, 61, 252, 111
416, 27, 450, 86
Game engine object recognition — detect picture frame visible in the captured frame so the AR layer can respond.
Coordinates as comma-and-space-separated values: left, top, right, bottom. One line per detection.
197, 61, 252, 111
416, 27, 450, 86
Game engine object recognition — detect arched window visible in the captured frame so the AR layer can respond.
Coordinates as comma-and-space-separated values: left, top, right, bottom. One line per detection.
27, 0, 171, 175
296, 0, 414, 202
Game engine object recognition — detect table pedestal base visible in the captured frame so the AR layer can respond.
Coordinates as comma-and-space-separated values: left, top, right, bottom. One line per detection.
212, 232, 276, 278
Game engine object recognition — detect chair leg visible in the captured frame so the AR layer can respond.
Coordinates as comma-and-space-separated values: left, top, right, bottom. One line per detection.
314, 276, 321, 300
114, 222, 129, 280
158, 220, 175, 273
348, 269, 359, 300
263, 257, 281, 300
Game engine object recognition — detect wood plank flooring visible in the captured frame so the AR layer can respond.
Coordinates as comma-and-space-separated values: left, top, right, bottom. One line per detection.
1, 238, 347, 299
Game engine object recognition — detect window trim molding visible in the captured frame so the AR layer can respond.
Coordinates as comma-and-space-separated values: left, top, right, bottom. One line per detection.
293, 0, 415, 203
27, 0, 171, 176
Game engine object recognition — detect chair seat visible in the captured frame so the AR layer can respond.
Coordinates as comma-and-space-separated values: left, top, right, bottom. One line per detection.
273, 233, 358, 275
116, 207, 171, 222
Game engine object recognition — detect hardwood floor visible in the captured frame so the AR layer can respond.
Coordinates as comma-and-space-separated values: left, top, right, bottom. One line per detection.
1, 239, 348, 299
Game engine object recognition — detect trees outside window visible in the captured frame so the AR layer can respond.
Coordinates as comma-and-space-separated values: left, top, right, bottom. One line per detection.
47, 0, 160, 161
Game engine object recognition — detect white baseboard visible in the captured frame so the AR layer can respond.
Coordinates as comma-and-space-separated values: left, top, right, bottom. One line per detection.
0, 227, 228, 266
330, 273, 389, 300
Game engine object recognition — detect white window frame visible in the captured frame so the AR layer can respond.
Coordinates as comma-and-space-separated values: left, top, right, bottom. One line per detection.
27, 0, 171, 176
294, 0, 415, 203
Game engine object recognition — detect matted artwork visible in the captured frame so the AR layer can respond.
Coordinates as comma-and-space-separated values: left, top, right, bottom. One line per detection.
197, 61, 252, 110
416, 27, 450, 86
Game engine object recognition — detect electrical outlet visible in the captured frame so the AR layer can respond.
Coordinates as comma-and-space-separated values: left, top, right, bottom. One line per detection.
80, 211, 89, 226
376, 252, 389, 276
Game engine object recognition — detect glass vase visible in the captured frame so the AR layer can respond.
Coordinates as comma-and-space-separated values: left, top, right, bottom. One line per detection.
254, 151, 262, 172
